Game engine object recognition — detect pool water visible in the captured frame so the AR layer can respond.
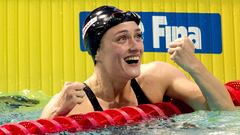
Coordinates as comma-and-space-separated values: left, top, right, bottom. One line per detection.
75, 110, 240, 135
2, 107, 240, 135
0, 90, 49, 125
1, 92, 240, 135
0, 107, 42, 125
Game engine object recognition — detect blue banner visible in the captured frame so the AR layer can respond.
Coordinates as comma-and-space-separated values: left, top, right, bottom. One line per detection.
79, 12, 222, 53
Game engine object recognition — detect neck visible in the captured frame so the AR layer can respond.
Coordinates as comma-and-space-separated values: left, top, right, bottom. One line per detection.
85, 67, 132, 102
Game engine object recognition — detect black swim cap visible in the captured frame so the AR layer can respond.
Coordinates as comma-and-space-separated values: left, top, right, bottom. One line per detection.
82, 6, 141, 64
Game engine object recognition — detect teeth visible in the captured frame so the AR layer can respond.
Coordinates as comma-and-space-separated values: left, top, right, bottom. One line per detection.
125, 56, 139, 61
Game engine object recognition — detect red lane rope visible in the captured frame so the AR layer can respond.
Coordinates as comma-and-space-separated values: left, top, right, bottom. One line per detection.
1, 124, 29, 135
225, 80, 240, 106
104, 109, 132, 125
19, 120, 48, 134
138, 104, 167, 118
0, 127, 11, 135
36, 119, 63, 133
0, 80, 239, 135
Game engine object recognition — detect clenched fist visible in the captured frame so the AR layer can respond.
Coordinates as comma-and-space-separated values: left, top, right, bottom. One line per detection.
54, 82, 86, 116
168, 37, 200, 73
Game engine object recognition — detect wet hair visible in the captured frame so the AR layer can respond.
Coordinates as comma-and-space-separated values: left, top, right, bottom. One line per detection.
82, 5, 141, 64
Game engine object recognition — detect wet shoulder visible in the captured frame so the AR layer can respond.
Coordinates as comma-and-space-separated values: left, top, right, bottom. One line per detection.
140, 61, 176, 74
138, 61, 185, 82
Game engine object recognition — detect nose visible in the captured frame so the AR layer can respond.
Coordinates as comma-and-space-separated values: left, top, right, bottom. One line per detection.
128, 37, 143, 52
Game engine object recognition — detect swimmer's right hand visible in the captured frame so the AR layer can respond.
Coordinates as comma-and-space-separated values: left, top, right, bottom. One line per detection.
54, 82, 86, 116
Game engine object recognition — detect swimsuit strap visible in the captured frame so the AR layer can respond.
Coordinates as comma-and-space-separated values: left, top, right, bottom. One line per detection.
83, 83, 103, 111
83, 79, 151, 111
130, 78, 151, 104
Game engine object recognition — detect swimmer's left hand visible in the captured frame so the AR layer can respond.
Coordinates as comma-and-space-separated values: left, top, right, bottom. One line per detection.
168, 37, 200, 73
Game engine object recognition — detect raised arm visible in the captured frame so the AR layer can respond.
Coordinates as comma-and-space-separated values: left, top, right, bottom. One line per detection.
167, 37, 235, 111
40, 82, 86, 119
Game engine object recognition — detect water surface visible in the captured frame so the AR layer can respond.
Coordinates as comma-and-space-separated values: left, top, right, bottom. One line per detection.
1, 91, 240, 135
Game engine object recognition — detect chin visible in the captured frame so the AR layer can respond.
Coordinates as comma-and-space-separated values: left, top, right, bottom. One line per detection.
121, 60, 141, 79
127, 69, 141, 79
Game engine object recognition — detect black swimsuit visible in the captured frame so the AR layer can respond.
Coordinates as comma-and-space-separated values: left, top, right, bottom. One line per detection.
83, 78, 151, 111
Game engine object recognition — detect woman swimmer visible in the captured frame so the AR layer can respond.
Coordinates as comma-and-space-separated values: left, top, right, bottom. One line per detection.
40, 6, 235, 118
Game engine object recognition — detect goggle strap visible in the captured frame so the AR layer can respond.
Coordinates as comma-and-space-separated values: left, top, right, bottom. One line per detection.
82, 16, 97, 38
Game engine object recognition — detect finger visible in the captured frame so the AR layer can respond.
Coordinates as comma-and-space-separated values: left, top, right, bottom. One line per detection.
170, 37, 185, 45
183, 36, 190, 42
168, 48, 175, 55
170, 50, 181, 61
174, 37, 184, 42
75, 89, 82, 91
169, 42, 177, 48
68, 82, 86, 90
73, 96, 84, 104
64, 82, 73, 85
170, 51, 177, 61
175, 46, 182, 51
75, 91, 86, 98
76, 99, 84, 104
63, 82, 75, 92
169, 47, 182, 60
169, 42, 182, 48
71, 88, 84, 94
168, 46, 182, 54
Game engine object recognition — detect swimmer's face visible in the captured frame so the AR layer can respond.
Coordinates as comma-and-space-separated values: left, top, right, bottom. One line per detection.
96, 21, 143, 79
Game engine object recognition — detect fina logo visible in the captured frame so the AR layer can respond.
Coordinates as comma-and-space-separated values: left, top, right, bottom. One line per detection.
152, 16, 201, 49
141, 12, 222, 53
79, 12, 222, 53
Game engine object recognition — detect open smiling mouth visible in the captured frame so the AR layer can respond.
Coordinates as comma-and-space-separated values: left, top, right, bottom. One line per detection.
124, 56, 140, 64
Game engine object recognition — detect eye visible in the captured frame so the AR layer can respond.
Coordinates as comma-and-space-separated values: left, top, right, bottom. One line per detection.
116, 35, 128, 44
135, 33, 143, 41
